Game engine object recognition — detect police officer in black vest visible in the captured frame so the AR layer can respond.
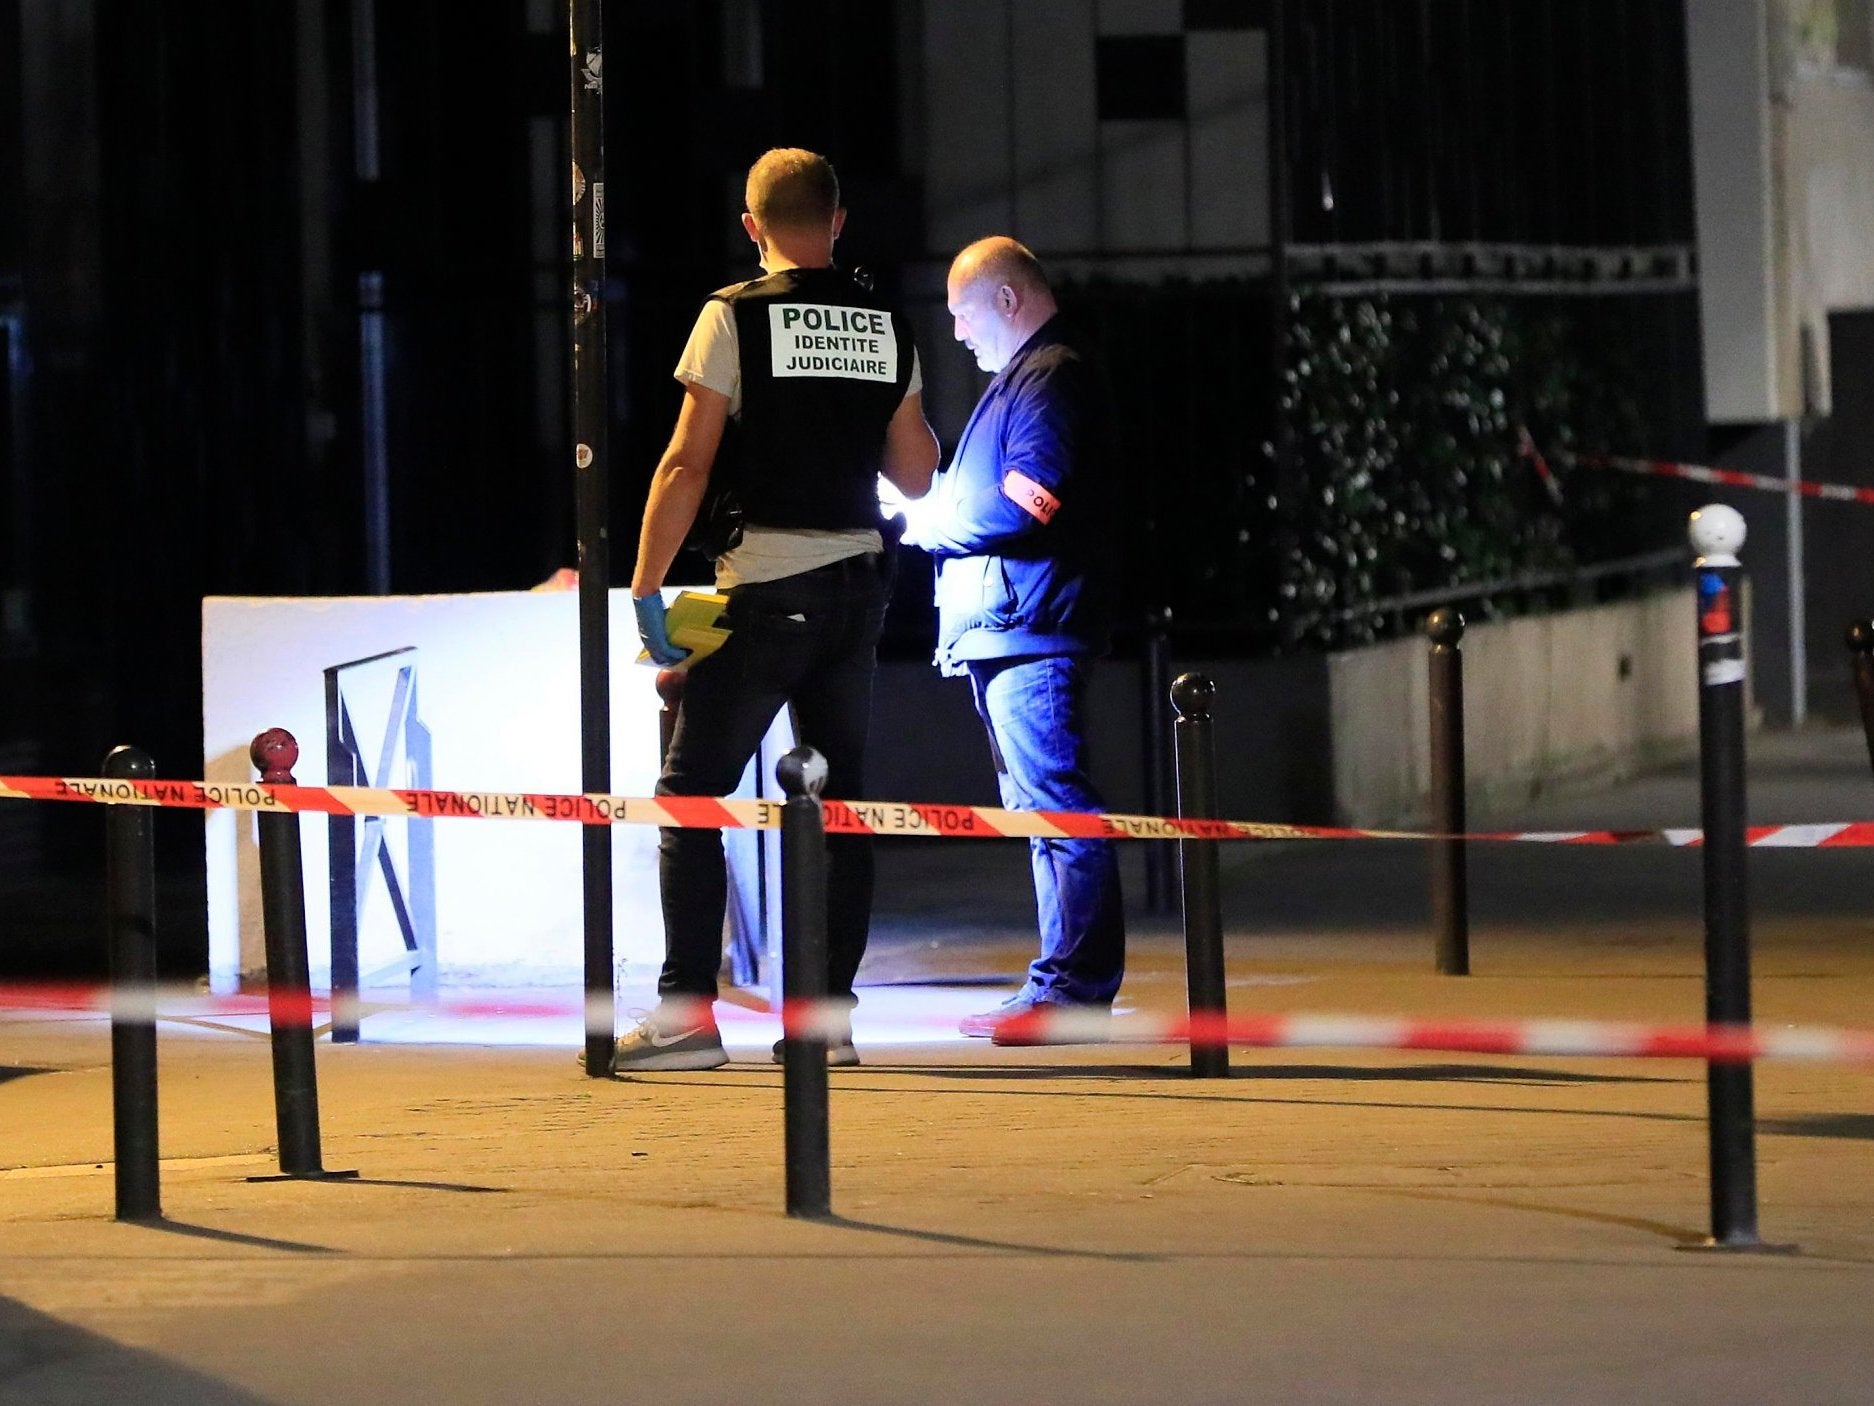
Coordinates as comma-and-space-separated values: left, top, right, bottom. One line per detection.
614, 148, 938, 1073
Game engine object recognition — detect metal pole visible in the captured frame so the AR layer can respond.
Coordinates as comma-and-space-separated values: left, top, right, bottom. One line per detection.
571, 0, 614, 1077
250, 729, 355, 1181
1172, 673, 1229, 1078
778, 746, 832, 1219
350, 0, 390, 594
1785, 419, 1806, 725
1426, 608, 1470, 976
1689, 506, 1761, 1248
1846, 620, 1874, 783
322, 669, 361, 1043
103, 745, 160, 1222
1141, 608, 1176, 913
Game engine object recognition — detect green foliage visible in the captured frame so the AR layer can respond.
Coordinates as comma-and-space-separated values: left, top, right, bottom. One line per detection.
1270, 292, 1669, 649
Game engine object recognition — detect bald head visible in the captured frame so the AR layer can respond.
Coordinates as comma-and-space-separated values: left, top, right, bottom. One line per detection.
946, 237, 1058, 373
950, 236, 1050, 299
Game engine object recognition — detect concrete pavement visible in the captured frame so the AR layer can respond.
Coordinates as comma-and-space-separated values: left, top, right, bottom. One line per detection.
2, 725, 1873, 1403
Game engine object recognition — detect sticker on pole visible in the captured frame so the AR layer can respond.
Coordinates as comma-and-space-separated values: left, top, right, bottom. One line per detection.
1703, 660, 1746, 686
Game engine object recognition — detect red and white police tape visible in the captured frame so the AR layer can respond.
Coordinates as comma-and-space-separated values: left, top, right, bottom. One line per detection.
4, 772, 1874, 847
5, 980, 1874, 1065
1517, 430, 1874, 508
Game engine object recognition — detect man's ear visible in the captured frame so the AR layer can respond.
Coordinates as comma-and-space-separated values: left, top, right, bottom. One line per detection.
741, 211, 763, 249
831, 207, 848, 241
997, 283, 1017, 315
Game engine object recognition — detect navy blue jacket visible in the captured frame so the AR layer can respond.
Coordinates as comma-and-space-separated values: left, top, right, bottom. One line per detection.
919, 316, 1115, 675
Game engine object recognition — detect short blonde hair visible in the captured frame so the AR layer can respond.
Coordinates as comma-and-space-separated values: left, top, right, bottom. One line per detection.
745, 148, 841, 232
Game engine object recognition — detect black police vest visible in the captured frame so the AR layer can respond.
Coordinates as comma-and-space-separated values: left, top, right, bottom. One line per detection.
712, 267, 913, 533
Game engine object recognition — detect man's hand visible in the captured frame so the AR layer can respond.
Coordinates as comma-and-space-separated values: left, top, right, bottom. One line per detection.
883, 472, 944, 549
633, 593, 690, 666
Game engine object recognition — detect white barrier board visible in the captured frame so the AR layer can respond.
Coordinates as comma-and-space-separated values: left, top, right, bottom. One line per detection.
202, 588, 759, 995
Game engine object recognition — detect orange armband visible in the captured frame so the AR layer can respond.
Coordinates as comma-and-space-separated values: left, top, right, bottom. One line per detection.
1002, 470, 1061, 524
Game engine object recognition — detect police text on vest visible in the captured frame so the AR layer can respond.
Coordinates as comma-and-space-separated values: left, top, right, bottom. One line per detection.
770, 304, 899, 382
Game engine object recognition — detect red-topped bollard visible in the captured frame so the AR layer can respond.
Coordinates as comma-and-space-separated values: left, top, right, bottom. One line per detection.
249, 729, 354, 1181
252, 726, 298, 783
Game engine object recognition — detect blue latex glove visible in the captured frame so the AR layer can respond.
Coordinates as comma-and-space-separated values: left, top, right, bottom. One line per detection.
632, 593, 690, 666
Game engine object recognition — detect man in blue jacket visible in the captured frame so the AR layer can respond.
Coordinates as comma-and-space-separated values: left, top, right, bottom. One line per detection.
905, 236, 1125, 1042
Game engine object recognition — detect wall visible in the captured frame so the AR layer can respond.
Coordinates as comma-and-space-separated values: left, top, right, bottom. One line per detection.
202, 589, 785, 994
1326, 590, 1700, 827
919, 0, 1269, 262
1689, 0, 1874, 422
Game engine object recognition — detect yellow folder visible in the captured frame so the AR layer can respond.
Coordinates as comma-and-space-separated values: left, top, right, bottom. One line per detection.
638, 590, 730, 670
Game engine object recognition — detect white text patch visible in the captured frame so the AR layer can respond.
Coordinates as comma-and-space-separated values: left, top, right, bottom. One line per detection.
770, 304, 898, 382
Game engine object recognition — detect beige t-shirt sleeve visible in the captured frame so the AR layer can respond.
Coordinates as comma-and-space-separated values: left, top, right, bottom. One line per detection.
674, 300, 741, 414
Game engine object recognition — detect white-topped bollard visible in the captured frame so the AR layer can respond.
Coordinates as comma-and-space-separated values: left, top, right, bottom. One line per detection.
1688, 503, 1774, 1251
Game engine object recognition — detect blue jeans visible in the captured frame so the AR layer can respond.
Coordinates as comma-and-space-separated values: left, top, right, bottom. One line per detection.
968, 654, 1125, 1004
656, 553, 889, 1003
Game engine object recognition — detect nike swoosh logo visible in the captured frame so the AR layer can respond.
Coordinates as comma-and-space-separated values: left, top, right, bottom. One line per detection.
647, 1028, 702, 1048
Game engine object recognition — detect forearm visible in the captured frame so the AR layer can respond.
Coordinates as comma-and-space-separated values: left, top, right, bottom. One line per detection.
921, 369, 1080, 556
631, 383, 727, 595
914, 482, 1038, 557
630, 458, 710, 595
880, 393, 939, 500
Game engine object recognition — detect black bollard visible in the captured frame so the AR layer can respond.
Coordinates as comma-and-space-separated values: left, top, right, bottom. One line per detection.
1847, 621, 1874, 784
250, 729, 356, 1181
103, 745, 161, 1222
1141, 609, 1177, 914
1689, 507, 1763, 1249
1426, 608, 1471, 976
777, 745, 832, 1219
1172, 673, 1230, 1077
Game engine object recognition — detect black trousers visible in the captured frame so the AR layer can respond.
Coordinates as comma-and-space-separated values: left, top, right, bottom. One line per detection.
655, 553, 888, 1003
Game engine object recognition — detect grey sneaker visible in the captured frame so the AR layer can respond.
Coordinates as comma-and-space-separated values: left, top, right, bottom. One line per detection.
770, 1032, 860, 1068
607, 1012, 728, 1072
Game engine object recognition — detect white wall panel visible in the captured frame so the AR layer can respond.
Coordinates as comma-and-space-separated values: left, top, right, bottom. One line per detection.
1688, 0, 1786, 421
201, 589, 769, 993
